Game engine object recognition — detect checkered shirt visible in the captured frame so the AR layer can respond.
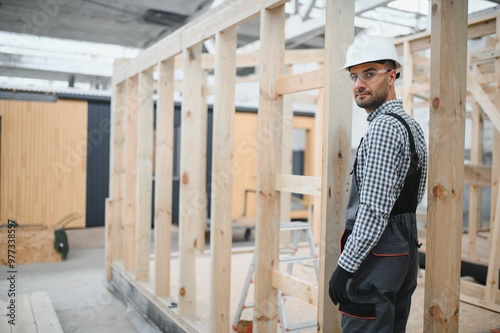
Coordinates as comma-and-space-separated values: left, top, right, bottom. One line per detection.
339, 99, 428, 273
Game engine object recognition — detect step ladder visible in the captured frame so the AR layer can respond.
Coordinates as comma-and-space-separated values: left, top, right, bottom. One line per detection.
232, 221, 318, 332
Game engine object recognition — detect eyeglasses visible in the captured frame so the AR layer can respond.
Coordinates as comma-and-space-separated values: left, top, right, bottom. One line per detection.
349, 69, 392, 84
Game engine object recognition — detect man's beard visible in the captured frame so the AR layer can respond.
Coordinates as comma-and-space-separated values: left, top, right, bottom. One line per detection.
355, 88, 387, 110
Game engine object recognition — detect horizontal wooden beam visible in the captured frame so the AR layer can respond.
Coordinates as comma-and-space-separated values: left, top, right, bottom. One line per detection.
464, 164, 492, 187
276, 70, 324, 95
275, 174, 321, 196
113, 0, 288, 84
272, 270, 318, 306
174, 49, 325, 70
394, 13, 497, 54
468, 72, 500, 131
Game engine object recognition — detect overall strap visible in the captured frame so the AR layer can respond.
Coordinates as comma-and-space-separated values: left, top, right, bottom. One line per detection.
386, 113, 420, 176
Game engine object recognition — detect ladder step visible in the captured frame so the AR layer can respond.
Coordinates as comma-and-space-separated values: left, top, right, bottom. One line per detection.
242, 301, 254, 309
280, 222, 311, 231
283, 320, 317, 332
279, 254, 317, 264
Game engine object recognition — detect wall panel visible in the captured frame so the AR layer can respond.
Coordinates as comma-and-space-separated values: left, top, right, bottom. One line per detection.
0, 99, 87, 229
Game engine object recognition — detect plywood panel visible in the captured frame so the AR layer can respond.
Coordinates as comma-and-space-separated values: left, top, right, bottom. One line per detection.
0, 99, 87, 229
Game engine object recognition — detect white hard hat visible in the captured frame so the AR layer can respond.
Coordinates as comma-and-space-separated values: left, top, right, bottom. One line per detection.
340, 35, 402, 71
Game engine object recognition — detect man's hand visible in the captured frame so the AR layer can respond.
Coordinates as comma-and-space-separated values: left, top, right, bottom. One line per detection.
329, 265, 354, 305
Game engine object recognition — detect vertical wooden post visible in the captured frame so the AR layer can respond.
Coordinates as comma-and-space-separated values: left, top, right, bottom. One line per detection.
210, 26, 237, 333
135, 67, 154, 281
281, 64, 293, 249
124, 75, 139, 272
178, 42, 203, 317
469, 98, 484, 258
110, 70, 127, 262
485, 15, 500, 303
317, 1, 354, 332
313, 68, 324, 246
424, 1, 468, 332
198, 70, 209, 254
491, 15, 500, 244
154, 58, 175, 297
105, 198, 113, 280
403, 40, 414, 116
490, 15, 500, 241
253, 4, 285, 332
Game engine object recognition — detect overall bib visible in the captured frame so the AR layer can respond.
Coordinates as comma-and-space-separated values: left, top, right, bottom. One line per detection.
340, 113, 422, 333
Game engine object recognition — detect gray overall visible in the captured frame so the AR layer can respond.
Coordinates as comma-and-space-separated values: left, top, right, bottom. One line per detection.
340, 113, 422, 333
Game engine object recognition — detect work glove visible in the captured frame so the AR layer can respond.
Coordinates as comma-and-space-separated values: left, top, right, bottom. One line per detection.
328, 265, 354, 305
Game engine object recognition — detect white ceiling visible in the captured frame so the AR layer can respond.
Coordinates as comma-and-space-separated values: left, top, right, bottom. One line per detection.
0, 0, 499, 92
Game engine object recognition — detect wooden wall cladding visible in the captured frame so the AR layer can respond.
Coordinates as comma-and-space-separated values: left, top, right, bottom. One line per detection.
0, 98, 87, 229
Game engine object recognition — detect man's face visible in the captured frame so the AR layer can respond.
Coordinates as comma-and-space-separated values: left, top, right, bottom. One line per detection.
349, 62, 393, 112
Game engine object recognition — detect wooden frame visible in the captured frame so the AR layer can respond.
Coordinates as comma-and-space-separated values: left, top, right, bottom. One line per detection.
106, 1, 500, 332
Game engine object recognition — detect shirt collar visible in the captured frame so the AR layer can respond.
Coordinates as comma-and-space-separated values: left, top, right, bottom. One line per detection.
367, 99, 403, 122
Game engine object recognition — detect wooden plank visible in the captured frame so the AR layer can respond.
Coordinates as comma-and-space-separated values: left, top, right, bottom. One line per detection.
312, 80, 324, 246
403, 40, 414, 115
253, 4, 285, 332
178, 42, 204, 318
468, 72, 500, 131
198, 70, 209, 254
485, 183, 500, 304
135, 67, 154, 281
13, 294, 36, 333
424, 1, 468, 332
318, 1, 354, 332
154, 58, 175, 297
276, 70, 324, 95
464, 164, 491, 187
110, 78, 127, 262
461, 294, 500, 313
105, 198, 113, 280
175, 49, 325, 70
123, 75, 139, 272
209, 26, 237, 333
113, 0, 289, 84
275, 174, 321, 196
272, 270, 318, 306
280, 65, 293, 229
30, 291, 63, 333
468, 97, 485, 258
491, 14, 500, 253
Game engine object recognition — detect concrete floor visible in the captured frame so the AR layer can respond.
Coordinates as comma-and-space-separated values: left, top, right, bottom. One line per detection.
0, 237, 162, 333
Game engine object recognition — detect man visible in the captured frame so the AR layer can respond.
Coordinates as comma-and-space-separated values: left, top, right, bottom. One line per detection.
328, 35, 428, 333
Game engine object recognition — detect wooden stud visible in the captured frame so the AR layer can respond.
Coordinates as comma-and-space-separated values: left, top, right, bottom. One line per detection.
209, 26, 238, 333
135, 67, 155, 281
253, 4, 285, 332
105, 198, 113, 281
198, 70, 209, 254
280, 64, 293, 248
403, 40, 414, 116
124, 75, 139, 272
468, 96, 484, 258
272, 271, 318, 306
424, 1, 468, 332
485, 15, 500, 305
154, 58, 175, 297
485, 182, 500, 304
275, 175, 321, 196
313, 78, 324, 245
276, 69, 324, 95
317, 1, 354, 332
178, 42, 204, 318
